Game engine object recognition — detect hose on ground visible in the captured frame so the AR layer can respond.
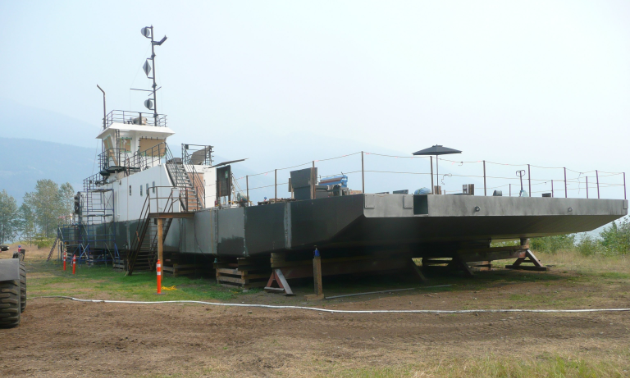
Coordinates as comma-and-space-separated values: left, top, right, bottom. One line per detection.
33, 296, 630, 315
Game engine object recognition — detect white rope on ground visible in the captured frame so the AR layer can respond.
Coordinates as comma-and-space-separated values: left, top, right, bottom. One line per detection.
33, 296, 630, 315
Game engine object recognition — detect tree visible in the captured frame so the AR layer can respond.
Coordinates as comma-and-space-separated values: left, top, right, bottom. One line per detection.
23, 180, 74, 238
18, 202, 37, 245
59, 182, 75, 218
0, 189, 19, 244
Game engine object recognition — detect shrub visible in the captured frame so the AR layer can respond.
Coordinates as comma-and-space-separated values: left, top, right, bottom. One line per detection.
530, 234, 576, 254
575, 233, 598, 256
599, 217, 629, 255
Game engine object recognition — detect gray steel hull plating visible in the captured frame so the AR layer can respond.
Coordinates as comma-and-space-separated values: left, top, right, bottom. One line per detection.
161, 194, 627, 257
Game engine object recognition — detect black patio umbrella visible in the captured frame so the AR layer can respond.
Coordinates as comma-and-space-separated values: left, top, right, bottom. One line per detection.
412, 145, 462, 193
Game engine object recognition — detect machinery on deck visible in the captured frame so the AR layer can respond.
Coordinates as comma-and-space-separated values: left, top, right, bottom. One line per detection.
0, 245, 26, 328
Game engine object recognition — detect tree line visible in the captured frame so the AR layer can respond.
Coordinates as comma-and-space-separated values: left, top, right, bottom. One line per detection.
0, 179, 74, 245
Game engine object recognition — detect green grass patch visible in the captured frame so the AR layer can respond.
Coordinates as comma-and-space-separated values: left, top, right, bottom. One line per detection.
322, 353, 629, 378
27, 260, 240, 302
599, 272, 630, 280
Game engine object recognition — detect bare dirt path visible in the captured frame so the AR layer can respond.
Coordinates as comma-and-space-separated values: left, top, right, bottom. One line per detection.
3, 285, 630, 377
2, 246, 630, 377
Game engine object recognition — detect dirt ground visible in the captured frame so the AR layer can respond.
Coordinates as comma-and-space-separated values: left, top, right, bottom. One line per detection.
2, 245, 630, 377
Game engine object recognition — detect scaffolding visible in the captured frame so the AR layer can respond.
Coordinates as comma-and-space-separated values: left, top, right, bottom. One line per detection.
57, 175, 117, 265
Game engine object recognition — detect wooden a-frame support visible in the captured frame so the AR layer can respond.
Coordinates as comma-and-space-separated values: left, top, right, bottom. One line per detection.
264, 269, 294, 296
505, 249, 547, 271
505, 238, 547, 271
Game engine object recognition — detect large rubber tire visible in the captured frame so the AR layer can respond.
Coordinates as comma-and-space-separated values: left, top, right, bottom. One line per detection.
20, 263, 26, 313
0, 280, 21, 328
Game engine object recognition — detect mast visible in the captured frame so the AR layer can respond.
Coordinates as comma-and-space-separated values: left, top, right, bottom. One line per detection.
141, 26, 167, 125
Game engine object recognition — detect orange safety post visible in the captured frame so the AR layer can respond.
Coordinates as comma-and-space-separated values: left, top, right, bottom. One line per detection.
72, 255, 77, 275
63, 252, 67, 271
156, 259, 162, 294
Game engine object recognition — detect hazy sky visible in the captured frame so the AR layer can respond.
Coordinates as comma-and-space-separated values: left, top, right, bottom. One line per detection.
1, 1, 629, 198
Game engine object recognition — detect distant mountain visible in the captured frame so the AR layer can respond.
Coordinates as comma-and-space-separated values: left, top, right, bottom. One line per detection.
0, 98, 100, 148
0, 138, 97, 201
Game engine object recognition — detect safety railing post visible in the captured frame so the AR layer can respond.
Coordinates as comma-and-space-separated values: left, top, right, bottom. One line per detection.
586, 177, 588, 199
483, 160, 488, 196
564, 167, 569, 198
596, 170, 600, 199
551, 180, 554, 198
246, 175, 249, 205
527, 164, 531, 197
430, 156, 434, 194
312, 161, 315, 199
624, 172, 627, 200
275, 169, 278, 201
361, 151, 365, 194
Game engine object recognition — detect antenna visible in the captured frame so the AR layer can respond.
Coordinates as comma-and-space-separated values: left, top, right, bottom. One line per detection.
97, 85, 106, 130
140, 25, 167, 125
516, 170, 527, 197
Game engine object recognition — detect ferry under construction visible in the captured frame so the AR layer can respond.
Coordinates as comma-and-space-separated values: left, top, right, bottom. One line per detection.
57, 27, 628, 294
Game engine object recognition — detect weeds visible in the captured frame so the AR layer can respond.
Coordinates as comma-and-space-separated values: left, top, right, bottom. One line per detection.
529, 216, 629, 257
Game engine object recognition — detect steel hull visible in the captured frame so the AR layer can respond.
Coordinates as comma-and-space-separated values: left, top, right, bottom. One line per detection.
161, 194, 628, 257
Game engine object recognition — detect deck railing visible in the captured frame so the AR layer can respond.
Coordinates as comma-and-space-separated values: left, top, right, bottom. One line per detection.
105, 110, 168, 128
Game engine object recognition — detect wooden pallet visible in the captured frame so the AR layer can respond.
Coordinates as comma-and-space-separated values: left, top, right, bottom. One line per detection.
112, 259, 126, 271
215, 257, 271, 289
163, 263, 203, 277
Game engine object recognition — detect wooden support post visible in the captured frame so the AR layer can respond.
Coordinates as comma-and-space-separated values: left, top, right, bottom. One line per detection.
157, 218, 164, 266
306, 248, 324, 300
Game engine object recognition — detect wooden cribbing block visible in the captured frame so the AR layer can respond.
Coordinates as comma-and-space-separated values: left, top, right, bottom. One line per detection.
216, 264, 271, 289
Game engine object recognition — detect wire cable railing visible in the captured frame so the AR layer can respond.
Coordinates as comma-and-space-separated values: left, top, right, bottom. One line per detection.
235, 151, 627, 204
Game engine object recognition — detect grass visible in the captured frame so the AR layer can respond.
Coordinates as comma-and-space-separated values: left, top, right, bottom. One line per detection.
27, 259, 242, 302
324, 353, 630, 378
26, 246, 630, 309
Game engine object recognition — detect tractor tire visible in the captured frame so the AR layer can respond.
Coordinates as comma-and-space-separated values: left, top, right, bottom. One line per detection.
0, 280, 21, 328
20, 263, 26, 313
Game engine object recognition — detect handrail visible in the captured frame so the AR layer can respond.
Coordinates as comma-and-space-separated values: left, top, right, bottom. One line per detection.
105, 110, 167, 128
